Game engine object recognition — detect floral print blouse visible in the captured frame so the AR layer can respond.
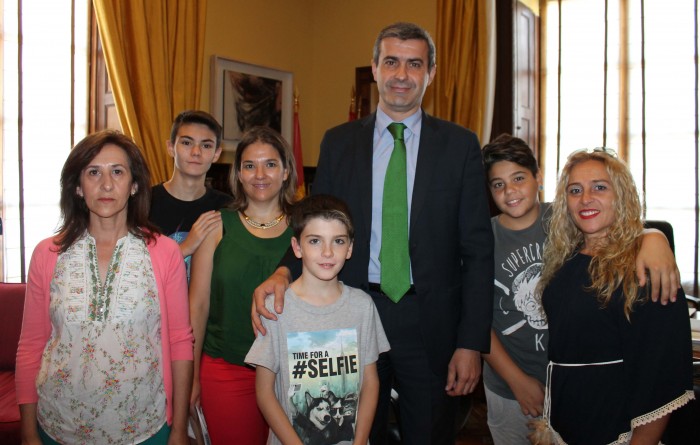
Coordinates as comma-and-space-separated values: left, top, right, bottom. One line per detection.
35, 232, 166, 444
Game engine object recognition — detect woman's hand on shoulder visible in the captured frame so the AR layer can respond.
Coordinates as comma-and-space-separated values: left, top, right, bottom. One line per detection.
179, 210, 223, 258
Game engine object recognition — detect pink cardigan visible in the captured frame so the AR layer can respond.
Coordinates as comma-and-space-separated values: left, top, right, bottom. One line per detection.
15, 234, 194, 424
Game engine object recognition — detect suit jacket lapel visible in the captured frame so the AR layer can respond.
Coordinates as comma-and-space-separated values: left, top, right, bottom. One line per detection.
411, 111, 440, 233
356, 114, 376, 237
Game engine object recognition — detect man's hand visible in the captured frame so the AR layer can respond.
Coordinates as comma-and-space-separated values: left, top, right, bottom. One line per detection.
251, 267, 292, 336
511, 374, 545, 417
179, 211, 223, 258
636, 229, 680, 304
445, 348, 481, 396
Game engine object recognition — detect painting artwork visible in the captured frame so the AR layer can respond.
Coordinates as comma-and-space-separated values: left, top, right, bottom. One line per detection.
224, 71, 281, 140
211, 56, 293, 150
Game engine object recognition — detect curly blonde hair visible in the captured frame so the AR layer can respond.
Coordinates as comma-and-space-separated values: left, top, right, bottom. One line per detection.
539, 150, 645, 318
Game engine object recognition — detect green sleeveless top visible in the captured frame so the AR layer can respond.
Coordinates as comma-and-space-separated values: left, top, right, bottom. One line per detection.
203, 209, 292, 366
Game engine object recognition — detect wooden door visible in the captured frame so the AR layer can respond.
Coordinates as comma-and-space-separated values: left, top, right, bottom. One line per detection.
514, 1, 539, 152
89, 11, 120, 132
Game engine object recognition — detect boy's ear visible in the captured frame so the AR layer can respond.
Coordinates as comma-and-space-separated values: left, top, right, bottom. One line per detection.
291, 236, 303, 259
166, 139, 176, 158
212, 145, 223, 163
345, 240, 353, 260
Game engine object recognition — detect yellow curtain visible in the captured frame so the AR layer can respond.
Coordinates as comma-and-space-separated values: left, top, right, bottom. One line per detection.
92, 0, 207, 184
434, 0, 495, 142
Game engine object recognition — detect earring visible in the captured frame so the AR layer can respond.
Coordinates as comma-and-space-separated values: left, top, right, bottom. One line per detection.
538, 185, 544, 191
131, 190, 136, 196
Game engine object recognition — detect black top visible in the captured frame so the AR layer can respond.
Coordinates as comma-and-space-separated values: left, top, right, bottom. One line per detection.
542, 253, 694, 444
149, 183, 232, 236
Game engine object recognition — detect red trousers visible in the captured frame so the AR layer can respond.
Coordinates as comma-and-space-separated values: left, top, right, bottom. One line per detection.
199, 354, 269, 444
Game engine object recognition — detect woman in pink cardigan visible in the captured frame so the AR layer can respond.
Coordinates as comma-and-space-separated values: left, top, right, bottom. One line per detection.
15, 131, 194, 445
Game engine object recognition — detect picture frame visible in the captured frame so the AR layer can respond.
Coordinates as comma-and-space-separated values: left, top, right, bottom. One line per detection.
210, 55, 293, 152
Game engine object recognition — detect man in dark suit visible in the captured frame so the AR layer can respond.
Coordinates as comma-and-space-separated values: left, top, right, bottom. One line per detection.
253, 22, 493, 444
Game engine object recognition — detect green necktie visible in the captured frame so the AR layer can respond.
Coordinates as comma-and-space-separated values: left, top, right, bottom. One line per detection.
380, 122, 411, 303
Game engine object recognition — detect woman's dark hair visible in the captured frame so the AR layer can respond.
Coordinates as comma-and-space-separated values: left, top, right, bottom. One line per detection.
482, 133, 539, 177
55, 130, 158, 252
229, 126, 298, 214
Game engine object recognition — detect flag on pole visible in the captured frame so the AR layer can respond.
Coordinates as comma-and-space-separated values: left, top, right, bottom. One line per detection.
293, 89, 305, 198
349, 86, 358, 121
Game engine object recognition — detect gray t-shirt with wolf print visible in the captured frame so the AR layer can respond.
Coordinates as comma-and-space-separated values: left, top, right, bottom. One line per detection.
245, 284, 390, 445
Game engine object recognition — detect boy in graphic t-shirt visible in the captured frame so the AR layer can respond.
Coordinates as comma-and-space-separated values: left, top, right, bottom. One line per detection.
480, 135, 551, 445
246, 194, 390, 445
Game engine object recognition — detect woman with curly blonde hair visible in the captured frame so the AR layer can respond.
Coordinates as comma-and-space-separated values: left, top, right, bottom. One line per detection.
535, 149, 694, 444
541, 149, 647, 317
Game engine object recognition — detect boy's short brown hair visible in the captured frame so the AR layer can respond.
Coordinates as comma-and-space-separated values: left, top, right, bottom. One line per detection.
289, 194, 354, 240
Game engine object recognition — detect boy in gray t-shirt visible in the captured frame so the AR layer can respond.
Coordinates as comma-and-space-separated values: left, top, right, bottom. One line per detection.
246, 194, 390, 445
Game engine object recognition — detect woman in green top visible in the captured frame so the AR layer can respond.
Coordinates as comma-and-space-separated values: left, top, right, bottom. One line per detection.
189, 126, 298, 444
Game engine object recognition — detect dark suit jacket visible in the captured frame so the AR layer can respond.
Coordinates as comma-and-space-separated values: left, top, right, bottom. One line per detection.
292, 111, 494, 376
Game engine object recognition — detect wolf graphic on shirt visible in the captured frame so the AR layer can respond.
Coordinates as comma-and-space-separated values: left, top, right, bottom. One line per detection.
287, 328, 359, 445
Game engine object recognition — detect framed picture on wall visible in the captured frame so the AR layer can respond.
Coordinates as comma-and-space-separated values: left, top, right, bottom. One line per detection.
210, 55, 293, 151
